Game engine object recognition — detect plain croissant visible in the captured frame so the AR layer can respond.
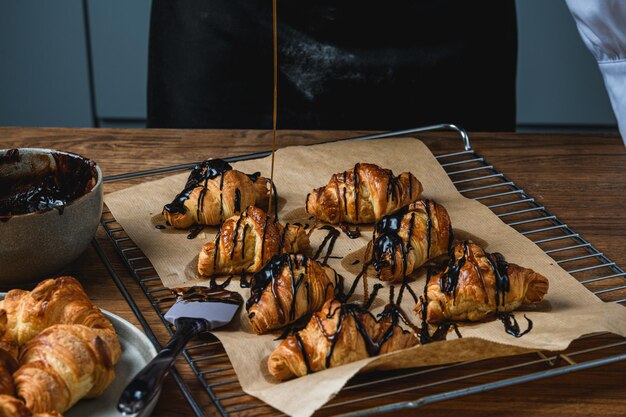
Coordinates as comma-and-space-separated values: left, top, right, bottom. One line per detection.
416, 241, 549, 324
14, 324, 120, 414
198, 206, 310, 276
0, 309, 18, 398
0, 395, 62, 417
268, 299, 418, 380
367, 199, 453, 282
305, 163, 423, 224
163, 158, 270, 228
0, 276, 115, 346
246, 253, 340, 334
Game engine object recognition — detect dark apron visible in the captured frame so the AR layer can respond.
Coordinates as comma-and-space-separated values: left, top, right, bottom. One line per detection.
148, 0, 517, 130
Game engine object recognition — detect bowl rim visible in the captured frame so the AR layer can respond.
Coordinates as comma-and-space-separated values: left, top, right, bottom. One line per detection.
0, 147, 103, 220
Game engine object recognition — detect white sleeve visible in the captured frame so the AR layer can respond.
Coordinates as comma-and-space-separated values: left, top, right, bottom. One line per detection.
565, 0, 626, 145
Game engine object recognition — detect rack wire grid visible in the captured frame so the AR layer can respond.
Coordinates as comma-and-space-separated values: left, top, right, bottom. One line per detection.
95, 125, 626, 417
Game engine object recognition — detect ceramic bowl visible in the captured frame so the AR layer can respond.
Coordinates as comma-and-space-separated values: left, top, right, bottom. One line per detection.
0, 148, 103, 286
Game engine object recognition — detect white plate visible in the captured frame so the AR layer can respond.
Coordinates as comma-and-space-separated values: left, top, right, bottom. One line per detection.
0, 294, 159, 417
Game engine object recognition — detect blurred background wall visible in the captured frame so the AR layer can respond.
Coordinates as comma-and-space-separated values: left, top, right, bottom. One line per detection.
0, 0, 618, 131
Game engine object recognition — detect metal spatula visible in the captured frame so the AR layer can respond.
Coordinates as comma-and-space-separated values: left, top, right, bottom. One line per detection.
117, 286, 243, 415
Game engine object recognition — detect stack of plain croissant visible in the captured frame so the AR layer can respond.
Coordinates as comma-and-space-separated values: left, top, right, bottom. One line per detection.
0, 276, 120, 416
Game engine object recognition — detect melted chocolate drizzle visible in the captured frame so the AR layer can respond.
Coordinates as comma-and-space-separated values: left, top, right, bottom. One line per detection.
234, 188, 241, 213
371, 200, 435, 278
485, 252, 511, 308
439, 241, 469, 296
239, 271, 251, 288
275, 313, 313, 340
295, 333, 312, 374
344, 262, 370, 302
312, 225, 341, 266
364, 284, 383, 309
371, 205, 409, 274
187, 224, 205, 239
166, 284, 243, 306
338, 223, 361, 239
341, 171, 348, 214
353, 163, 360, 221
417, 267, 463, 343
496, 312, 533, 337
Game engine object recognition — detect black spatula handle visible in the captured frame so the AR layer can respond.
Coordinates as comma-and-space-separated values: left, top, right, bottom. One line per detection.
117, 318, 210, 415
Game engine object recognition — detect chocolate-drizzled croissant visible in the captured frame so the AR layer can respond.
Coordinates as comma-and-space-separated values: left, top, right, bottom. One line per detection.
367, 199, 452, 282
198, 206, 310, 277
163, 159, 270, 228
416, 241, 549, 324
0, 276, 116, 346
15, 324, 120, 414
306, 163, 423, 224
268, 299, 418, 381
246, 254, 340, 334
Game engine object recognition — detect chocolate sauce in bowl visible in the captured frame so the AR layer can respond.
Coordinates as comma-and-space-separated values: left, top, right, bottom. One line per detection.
0, 149, 98, 220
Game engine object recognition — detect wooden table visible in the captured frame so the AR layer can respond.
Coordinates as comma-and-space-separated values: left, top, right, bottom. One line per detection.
1, 128, 625, 417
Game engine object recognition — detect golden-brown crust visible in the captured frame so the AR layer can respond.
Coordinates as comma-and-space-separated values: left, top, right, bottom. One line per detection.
367, 200, 452, 282
0, 277, 115, 347
306, 163, 423, 224
415, 241, 549, 323
0, 310, 18, 397
163, 167, 269, 228
246, 254, 339, 334
197, 206, 310, 276
0, 395, 62, 417
268, 299, 418, 381
14, 324, 120, 414
0, 362, 15, 398
0, 395, 32, 417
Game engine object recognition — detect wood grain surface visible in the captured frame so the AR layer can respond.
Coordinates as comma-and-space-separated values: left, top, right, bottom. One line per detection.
1, 127, 625, 417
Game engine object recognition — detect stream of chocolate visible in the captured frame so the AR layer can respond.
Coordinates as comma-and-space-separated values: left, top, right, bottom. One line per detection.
267, 0, 278, 217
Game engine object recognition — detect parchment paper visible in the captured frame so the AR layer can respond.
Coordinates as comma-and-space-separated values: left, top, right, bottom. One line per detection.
104, 138, 626, 417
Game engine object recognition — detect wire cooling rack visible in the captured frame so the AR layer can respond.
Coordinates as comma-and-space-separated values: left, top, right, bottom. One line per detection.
94, 125, 626, 416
